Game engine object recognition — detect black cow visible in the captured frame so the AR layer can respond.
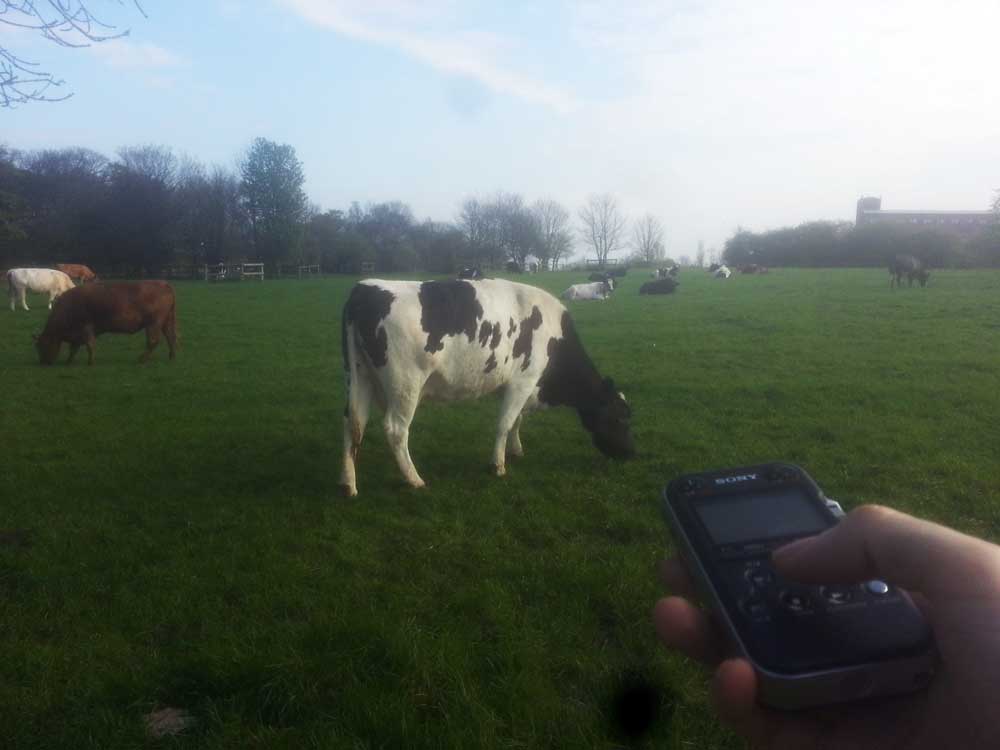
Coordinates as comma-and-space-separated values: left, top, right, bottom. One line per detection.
889, 255, 930, 288
639, 278, 678, 295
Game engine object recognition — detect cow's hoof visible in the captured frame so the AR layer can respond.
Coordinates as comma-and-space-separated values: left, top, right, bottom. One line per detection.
339, 484, 358, 498
407, 479, 427, 490
493, 464, 506, 477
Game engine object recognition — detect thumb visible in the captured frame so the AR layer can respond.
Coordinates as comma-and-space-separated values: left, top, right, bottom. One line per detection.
772, 504, 1000, 598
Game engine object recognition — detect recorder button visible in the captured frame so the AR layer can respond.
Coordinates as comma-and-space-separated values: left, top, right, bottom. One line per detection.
779, 590, 813, 613
741, 597, 770, 621
821, 586, 853, 605
745, 567, 774, 589
865, 580, 891, 596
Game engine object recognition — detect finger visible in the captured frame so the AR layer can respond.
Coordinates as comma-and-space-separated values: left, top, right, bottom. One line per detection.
712, 660, 828, 750
658, 557, 699, 599
711, 659, 772, 745
772, 504, 1000, 597
653, 596, 723, 665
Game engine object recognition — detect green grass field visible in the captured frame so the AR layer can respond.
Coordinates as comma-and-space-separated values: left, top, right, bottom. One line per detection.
2, 268, 999, 749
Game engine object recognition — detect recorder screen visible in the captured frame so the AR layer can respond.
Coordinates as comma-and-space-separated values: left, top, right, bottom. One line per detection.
694, 487, 830, 546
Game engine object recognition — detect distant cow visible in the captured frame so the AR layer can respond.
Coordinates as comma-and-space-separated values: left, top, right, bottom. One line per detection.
458, 267, 483, 280
739, 264, 761, 274
713, 265, 732, 279
33, 281, 177, 365
7, 268, 76, 311
653, 265, 679, 279
505, 260, 524, 273
707, 263, 721, 272
340, 279, 633, 496
55, 263, 98, 283
640, 278, 678, 295
889, 255, 930, 288
562, 281, 613, 300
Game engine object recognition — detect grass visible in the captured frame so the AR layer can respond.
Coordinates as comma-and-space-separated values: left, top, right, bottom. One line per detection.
1, 268, 999, 748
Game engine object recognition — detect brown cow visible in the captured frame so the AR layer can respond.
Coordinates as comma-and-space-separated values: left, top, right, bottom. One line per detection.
33, 281, 177, 365
55, 263, 98, 283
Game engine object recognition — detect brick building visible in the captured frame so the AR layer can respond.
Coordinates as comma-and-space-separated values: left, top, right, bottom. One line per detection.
856, 196, 994, 235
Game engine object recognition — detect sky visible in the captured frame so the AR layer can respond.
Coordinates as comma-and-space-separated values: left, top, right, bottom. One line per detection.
2, 0, 999, 260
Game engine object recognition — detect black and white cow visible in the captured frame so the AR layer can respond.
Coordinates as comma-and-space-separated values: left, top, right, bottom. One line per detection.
888, 255, 930, 288
340, 279, 634, 496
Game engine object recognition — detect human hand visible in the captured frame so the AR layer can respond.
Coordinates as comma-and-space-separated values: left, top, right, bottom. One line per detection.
654, 505, 1000, 749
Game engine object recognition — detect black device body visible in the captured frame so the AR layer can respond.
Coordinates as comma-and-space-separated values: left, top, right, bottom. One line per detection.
662, 462, 936, 709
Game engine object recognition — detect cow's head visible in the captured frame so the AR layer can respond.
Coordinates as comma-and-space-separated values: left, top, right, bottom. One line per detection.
33, 333, 61, 365
582, 378, 635, 459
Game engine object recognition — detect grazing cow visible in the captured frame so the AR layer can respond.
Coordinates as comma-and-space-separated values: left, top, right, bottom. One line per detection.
457, 267, 483, 280
713, 265, 732, 279
340, 279, 634, 496
562, 280, 613, 300
55, 263, 98, 283
7, 268, 75, 311
889, 255, 930, 288
640, 277, 678, 295
33, 281, 177, 365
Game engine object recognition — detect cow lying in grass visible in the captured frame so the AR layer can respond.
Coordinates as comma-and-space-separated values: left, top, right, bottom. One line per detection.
640, 277, 678, 294
340, 278, 634, 496
34, 281, 178, 365
7, 268, 75, 311
562, 280, 614, 300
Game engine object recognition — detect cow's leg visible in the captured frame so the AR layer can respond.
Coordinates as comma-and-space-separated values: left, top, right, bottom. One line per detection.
162, 313, 178, 360
19, 287, 29, 311
340, 368, 375, 498
84, 327, 96, 365
506, 414, 524, 458
66, 343, 80, 364
48, 292, 55, 309
493, 386, 534, 476
383, 387, 426, 489
139, 324, 161, 363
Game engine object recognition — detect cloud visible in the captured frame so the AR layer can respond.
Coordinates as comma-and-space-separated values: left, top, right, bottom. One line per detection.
279, 0, 576, 114
89, 40, 183, 70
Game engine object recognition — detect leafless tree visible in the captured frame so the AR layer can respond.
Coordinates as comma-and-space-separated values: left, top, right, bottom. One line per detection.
632, 213, 665, 265
696, 240, 705, 268
1, 1, 145, 107
532, 198, 572, 270
579, 193, 627, 267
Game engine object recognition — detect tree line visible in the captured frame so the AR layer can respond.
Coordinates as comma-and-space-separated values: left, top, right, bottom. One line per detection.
0, 137, 679, 275
723, 218, 1000, 269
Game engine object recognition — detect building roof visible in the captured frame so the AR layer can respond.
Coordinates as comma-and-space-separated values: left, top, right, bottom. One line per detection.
860, 209, 994, 217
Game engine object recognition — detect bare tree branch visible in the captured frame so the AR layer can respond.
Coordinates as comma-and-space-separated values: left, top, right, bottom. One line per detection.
0, 1, 145, 107
578, 193, 627, 267
632, 213, 665, 265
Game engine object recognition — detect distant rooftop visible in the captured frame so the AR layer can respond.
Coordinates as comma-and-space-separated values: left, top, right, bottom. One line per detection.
860, 208, 993, 216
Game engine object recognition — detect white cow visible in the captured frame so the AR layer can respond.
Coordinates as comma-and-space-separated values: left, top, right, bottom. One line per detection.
340, 278, 634, 496
713, 265, 732, 279
561, 281, 613, 300
7, 268, 76, 311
